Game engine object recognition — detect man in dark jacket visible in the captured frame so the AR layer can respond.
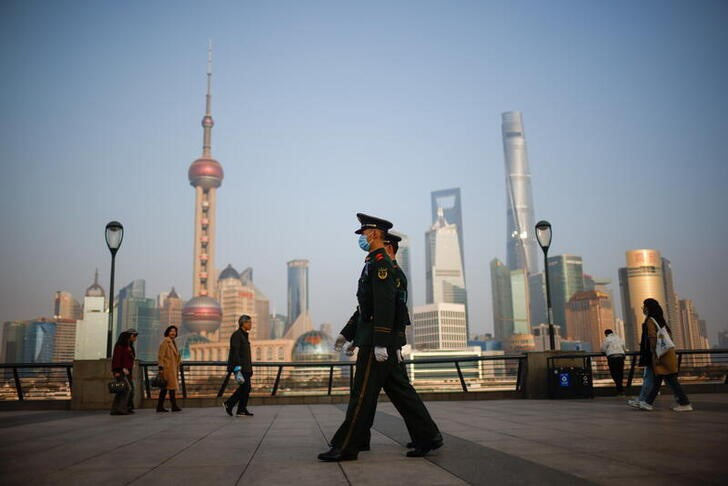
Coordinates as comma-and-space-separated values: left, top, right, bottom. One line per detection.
223, 315, 253, 417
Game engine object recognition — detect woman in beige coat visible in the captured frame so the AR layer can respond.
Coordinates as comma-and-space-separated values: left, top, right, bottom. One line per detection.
156, 325, 182, 412
641, 298, 693, 411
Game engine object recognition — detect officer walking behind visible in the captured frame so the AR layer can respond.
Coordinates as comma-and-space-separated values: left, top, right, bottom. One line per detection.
223, 315, 254, 417
318, 214, 442, 462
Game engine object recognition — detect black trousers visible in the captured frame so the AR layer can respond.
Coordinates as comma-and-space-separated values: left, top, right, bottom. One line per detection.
330, 346, 440, 454
226, 372, 252, 412
607, 355, 625, 393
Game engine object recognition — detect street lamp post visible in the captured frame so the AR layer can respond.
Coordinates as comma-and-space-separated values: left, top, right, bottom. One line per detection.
535, 220, 555, 351
105, 221, 124, 358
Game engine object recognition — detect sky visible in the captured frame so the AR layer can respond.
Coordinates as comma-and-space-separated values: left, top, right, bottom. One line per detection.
1, 0, 727, 343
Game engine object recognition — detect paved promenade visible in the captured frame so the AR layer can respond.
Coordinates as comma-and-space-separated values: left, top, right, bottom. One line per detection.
1, 394, 727, 485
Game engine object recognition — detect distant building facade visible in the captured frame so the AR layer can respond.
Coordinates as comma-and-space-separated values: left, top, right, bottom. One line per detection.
547, 254, 584, 333
287, 260, 309, 329
54, 291, 82, 321
412, 303, 467, 350
564, 290, 615, 352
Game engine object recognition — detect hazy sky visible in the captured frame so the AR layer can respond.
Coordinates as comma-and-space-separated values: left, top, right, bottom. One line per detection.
1, 1, 727, 342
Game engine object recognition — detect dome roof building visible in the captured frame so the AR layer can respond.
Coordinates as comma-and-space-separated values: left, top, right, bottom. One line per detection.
182, 296, 222, 335
218, 264, 240, 281
85, 269, 105, 298
292, 330, 337, 362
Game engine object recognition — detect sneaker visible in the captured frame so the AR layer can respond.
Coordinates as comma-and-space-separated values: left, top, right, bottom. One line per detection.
638, 401, 654, 411
627, 399, 641, 409
672, 404, 694, 412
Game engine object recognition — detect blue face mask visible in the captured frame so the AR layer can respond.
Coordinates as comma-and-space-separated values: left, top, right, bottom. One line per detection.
358, 234, 370, 252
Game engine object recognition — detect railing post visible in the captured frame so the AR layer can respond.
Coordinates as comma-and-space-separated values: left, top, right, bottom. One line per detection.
66, 365, 73, 389
217, 371, 231, 398
349, 364, 354, 392
271, 365, 283, 396
455, 361, 468, 392
677, 352, 683, 372
515, 357, 524, 392
143, 364, 152, 399
626, 354, 637, 390
13, 367, 24, 401
327, 365, 334, 396
180, 364, 187, 399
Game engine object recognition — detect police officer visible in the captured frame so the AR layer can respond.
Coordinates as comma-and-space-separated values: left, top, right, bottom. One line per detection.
318, 214, 442, 462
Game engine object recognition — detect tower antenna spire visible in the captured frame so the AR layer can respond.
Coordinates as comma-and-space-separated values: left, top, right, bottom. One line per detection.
202, 40, 214, 157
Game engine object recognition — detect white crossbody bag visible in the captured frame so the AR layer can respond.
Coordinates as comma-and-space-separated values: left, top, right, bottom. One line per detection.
651, 317, 675, 359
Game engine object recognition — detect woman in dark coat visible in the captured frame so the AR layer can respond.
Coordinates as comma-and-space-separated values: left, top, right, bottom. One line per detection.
110, 331, 136, 415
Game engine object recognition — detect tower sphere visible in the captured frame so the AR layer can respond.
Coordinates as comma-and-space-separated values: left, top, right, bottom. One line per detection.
188, 157, 223, 189
182, 295, 222, 334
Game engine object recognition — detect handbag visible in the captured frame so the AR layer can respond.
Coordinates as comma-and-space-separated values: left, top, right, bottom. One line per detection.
651, 317, 675, 359
150, 372, 167, 389
108, 378, 129, 395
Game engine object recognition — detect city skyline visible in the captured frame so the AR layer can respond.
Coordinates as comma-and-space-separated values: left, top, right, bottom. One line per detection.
1, 2, 726, 343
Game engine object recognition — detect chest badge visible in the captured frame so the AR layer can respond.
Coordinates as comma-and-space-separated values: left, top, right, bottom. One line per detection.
395, 278, 401, 288
378, 267, 388, 280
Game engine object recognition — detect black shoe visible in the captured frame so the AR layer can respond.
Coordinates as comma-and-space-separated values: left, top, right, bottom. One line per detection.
406, 437, 443, 458
407, 434, 442, 451
236, 410, 254, 417
358, 444, 370, 452
110, 411, 130, 416
317, 448, 358, 462
406, 441, 415, 449
222, 402, 233, 416
157, 408, 169, 413
127, 409, 135, 414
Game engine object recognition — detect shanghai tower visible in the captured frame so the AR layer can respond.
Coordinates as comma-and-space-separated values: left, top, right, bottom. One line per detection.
501, 111, 538, 274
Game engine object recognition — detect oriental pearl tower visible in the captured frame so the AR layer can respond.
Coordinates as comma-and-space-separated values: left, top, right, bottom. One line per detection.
182, 43, 223, 337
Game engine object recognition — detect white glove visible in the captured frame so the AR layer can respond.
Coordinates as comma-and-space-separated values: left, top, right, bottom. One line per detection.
397, 349, 403, 363
344, 342, 356, 356
374, 346, 388, 362
334, 334, 348, 352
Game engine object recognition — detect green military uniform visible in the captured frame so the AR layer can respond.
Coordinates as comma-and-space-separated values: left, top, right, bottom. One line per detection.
322, 219, 442, 461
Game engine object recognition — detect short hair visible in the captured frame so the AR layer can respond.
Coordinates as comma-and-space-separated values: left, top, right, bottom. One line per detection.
164, 325, 178, 337
238, 315, 252, 326
604, 329, 613, 336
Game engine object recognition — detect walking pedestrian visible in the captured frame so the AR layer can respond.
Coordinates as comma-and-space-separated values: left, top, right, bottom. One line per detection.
640, 298, 693, 412
601, 329, 626, 396
223, 315, 254, 417
156, 325, 182, 412
110, 330, 136, 415
319, 214, 442, 462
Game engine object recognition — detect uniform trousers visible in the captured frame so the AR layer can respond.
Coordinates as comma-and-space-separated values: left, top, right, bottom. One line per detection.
330, 346, 440, 455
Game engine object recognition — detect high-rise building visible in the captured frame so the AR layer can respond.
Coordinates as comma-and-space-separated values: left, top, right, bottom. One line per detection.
678, 299, 709, 350
52, 318, 77, 362
431, 188, 465, 279
489, 258, 513, 341
74, 295, 107, 360
412, 303, 467, 350
547, 254, 584, 333
240, 267, 271, 340
217, 264, 257, 341
54, 291, 82, 321
1, 321, 26, 363
287, 260, 309, 329
510, 269, 530, 334
182, 43, 223, 339
661, 258, 681, 346
564, 290, 615, 352
115, 279, 145, 338
532, 323, 562, 351
390, 230, 413, 344
528, 272, 547, 327
501, 111, 539, 274
85, 269, 106, 302
425, 208, 468, 334
618, 249, 667, 350
159, 288, 183, 331
24, 320, 56, 363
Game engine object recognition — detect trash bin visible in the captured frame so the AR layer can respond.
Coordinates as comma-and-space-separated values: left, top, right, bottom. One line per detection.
548, 356, 594, 399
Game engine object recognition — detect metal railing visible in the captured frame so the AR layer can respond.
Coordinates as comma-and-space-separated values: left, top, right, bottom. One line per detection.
138, 354, 528, 399
1, 349, 725, 401
0, 363, 73, 401
548, 349, 728, 391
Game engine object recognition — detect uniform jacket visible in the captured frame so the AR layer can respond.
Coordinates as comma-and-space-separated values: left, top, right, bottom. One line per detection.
646, 318, 678, 375
111, 344, 135, 375
227, 328, 253, 374
342, 248, 397, 348
600, 333, 626, 357
157, 336, 181, 391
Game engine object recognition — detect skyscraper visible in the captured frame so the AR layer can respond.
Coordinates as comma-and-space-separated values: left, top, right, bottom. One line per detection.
287, 260, 309, 329
547, 254, 585, 332
528, 272, 547, 327
501, 111, 539, 274
618, 249, 667, 349
217, 264, 257, 341
412, 303, 467, 350
489, 258, 513, 341
510, 269, 530, 334
564, 290, 615, 352
431, 188, 465, 278
661, 257, 681, 346
426, 208, 468, 334
24, 320, 56, 363
159, 288, 183, 331
182, 43, 223, 337
54, 291, 81, 321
